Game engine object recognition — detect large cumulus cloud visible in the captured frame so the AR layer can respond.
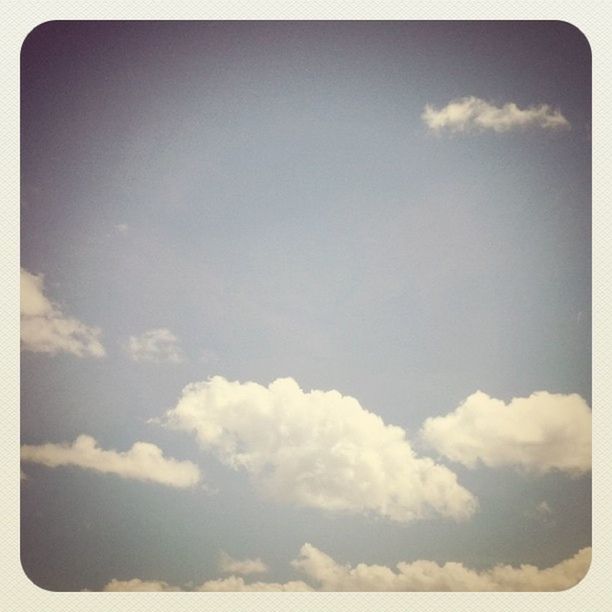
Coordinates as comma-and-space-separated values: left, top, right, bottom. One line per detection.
161, 376, 477, 522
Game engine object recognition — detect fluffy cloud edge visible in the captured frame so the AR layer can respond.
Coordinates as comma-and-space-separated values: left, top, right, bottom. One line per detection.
100, 544, 591, 592
125, 328, 185, 363
20, 435, 201, 488
422, 97, 570, 134
420, 391, 591, 475
103, 577, 313, 592
20, 268, 105, 357
219, 551, 269, 575
104, 578, 181, 592
160, 375, 478, 523
292, 543, 591, 591
196, 577, 313, 592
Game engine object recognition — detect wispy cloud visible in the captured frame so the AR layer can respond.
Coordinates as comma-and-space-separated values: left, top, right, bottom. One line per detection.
100, 544, 590, 591
420, 391, 591, 474
21, 435, 201, 488
534, 501, 556, 527
537, 501, 553, 517
219, 551, 269, 575
20, 268, 105, 357
161, 376, 477, 522
126, 328, 185, 363
422, 97, 570, 134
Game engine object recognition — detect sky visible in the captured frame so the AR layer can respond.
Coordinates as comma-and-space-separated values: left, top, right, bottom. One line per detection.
20, 20, 591, 592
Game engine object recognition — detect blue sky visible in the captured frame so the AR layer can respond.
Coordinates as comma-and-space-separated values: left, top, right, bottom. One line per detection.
20, 21, 591, 591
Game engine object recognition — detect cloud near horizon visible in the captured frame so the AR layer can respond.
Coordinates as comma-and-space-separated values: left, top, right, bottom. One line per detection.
420, 391, 591, 474
291, 543, 591, 591
422, 97, 570, 133
160, 376, 477, 522
219, 551, 269, 575
21, 435, 201, 488
20, 268, 105, 357
103, 576, 313, 592
101, 544, 591, 591
197, 576, 313, 592
103, 578, 180, 592
126, 328, 185, 363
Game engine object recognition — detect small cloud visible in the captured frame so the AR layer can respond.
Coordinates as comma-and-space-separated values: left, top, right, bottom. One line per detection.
196, 576, 313, 592
21, 435, 201, 488
20, 268, 105, 358
536, 501, 552, 517
102, 576, 312, 592
125, 328, 185, 363
199, 348, 220, 364
104, 578, 180, 592
115, 223, 129, 234
219, 551, 269, 576
534, 501, 555, 527
420, 391, 591, 475
422, 97, 570, 134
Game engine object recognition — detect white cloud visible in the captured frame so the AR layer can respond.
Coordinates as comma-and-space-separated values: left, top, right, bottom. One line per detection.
102, 576, 312, 592
161, 376, 477, 522
104, 578, 180, 592
20, 268, 105, 357
115, 223, 129, 234
20, 435, 201, 488
126, 328, 185, 363
291, 543, 591, 591
422, 97, 570, 133
196, 577, 313, 592
100, 545, 590, 591
219, 551, 269, 575
420, 391, 591, 475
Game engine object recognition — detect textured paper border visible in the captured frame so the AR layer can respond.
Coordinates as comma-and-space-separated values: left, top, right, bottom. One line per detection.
2, 2, 610, 610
